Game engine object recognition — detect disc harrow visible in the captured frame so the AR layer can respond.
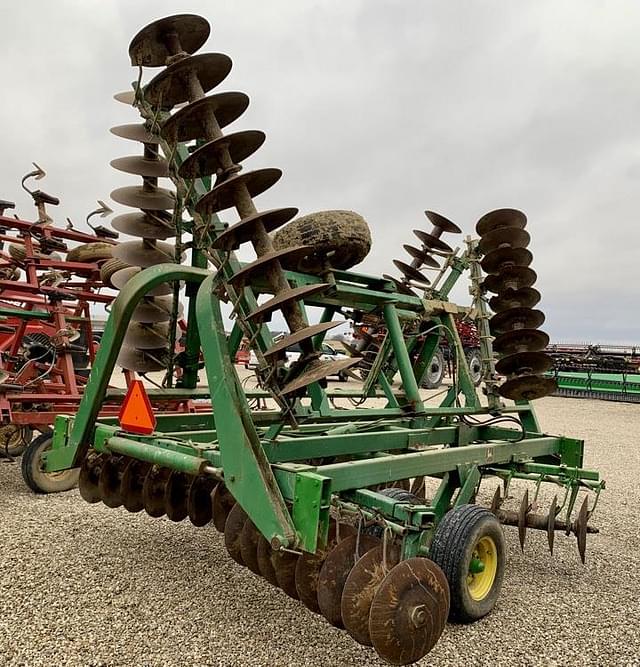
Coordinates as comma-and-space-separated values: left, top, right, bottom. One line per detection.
37, 13, 606, 666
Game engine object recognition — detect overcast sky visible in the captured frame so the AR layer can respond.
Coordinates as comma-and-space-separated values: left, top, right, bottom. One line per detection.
1, 1, 638, 343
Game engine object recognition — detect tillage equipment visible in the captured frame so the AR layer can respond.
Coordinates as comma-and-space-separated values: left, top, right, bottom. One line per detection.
33, 14, 604, 664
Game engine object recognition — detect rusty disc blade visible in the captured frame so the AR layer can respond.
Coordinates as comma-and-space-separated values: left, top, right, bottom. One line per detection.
195, 168, 282, 215
114, 90, 136, 105
97, 455, 127, 508
493, 328, 549, 355
228, 246, 311, 288
481, 247, 533, 275
476, 208, 527, 236
263, 321, 341, 358
490, 485, 502, 514
212, 207, 298, 251
240, 519, 262, 575
164, 470, 190, 522
187, 475, 216, 527
281, 357, 360, 395
161, 92, 250, 143
124, 321, 178, 350
111, 267, 175, 297
117, 346, 168, 372
111, 211, 176, 240
495, 351, 553, 377
224, 503, 248, 565
574, 497, 589, 564
131, 296, 182, 323
111, 185, 175, 211
212, 482, 235, 533
425, 210, 461, 234
257, 535, 279, 586
482, 266, 537, 294
294, 522, 356, 613
271, 549, 301, 599
110, 123, 160, 144
141, 465, 170, 518
78, 452, 106, 504
499, 375, 557, 401
121, 459, 151, 513
547, 495, 557, 555
392, 260, 430, 286
111, 240, 183, 268
178, 130, 266, 179
341, 544, 401, 646
144, 53, 232, 107
247, 284, 331, 324
478, 227, 530, 256
369, 557, 450, 665
317, 534, 380, 628
490, 307, 545, 334
413, 229, 452, 253
111, 155, 170, 179
402, 245, 440, 268
129, 14, 211, 67
489, 287, 541, 313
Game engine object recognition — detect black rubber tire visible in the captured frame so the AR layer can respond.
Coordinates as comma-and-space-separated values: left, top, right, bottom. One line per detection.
100, 257, 130, 287
0, 425, 33, 457
272, 210, 371, 275
8, 244, 61, 262
21, 431, 80, 494
422, 347, 445, 389
429, 504, 505, 623
466, 348, 482, 386
379, 487, 420, 503
66, 242, 114, 263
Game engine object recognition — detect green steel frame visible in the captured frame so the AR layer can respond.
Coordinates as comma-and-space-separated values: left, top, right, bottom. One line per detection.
42, 255, 603, 559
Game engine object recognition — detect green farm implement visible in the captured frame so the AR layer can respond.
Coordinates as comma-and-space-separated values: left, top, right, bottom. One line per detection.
24, 14, 604, 665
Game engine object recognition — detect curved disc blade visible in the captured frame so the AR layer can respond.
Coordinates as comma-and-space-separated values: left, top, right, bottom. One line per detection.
341, 544, 401, 646
495, 351, 553, 377
161, 92, 250, 143
369, 557, 450, 665
187, 475, 216, 527
224, 503, 248, 565
111, 156, 170, 179
212, 482, 235, 533
499, 375, 557, 401
492, 328, 549, 356
131, 296, 182, 324
413, 229, 452, 253
97, 455, 126, 508
114, 90, 136, 105
78, 451, 106, 504
111, 240, 183, 268
212, 207, 298, 252
547, 495, 558, 555
110, 185, 175, 211
110, 123, 160, 144
489, 287, 541, 313
476, 208, 527, 236
574, 497, 589, 564
478, 227, 530, 256
490, 307, 545, 334
425, 210, 461, 234
178, 130, 266, 179
142, 465, 170, 518
195, 168, 282, 216
481, 247, 533, 275
124, 321, 178, 350
317, 534, 380, 628
518, 488, 529, 551
164, 470, 190, 522
402, 245, 439, 269
257, 535, 279, 586
121, 459, 151, 513
271, 549, 300, 599
240, 519, 262, 575
482, 266, 537, 294
129, 14, 211, 67
111, 211, 176, 240
144, 53, 232, 107
247, 284, 331, 324
117, 346, 168, 373
112, 267, 175, 297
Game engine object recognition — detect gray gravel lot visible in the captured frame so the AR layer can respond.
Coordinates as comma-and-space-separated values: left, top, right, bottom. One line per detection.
1, 393, 639, 667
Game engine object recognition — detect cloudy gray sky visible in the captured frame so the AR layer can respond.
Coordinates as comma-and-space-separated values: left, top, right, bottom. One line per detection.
1, 1, 638, 343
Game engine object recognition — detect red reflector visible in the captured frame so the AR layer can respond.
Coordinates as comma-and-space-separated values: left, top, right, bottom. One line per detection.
119, 380, 156, 434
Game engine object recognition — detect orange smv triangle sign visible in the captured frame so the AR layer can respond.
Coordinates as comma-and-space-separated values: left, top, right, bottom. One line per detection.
119, 380, 156, 435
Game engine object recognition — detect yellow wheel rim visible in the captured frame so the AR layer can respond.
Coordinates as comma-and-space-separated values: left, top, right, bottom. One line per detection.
466, 535, 498, 601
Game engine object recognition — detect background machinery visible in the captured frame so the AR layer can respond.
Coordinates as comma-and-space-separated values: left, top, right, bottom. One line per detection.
32, 14, 604, 665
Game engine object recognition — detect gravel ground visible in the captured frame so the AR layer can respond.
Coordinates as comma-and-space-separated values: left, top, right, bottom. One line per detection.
0, 391, 639, 667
